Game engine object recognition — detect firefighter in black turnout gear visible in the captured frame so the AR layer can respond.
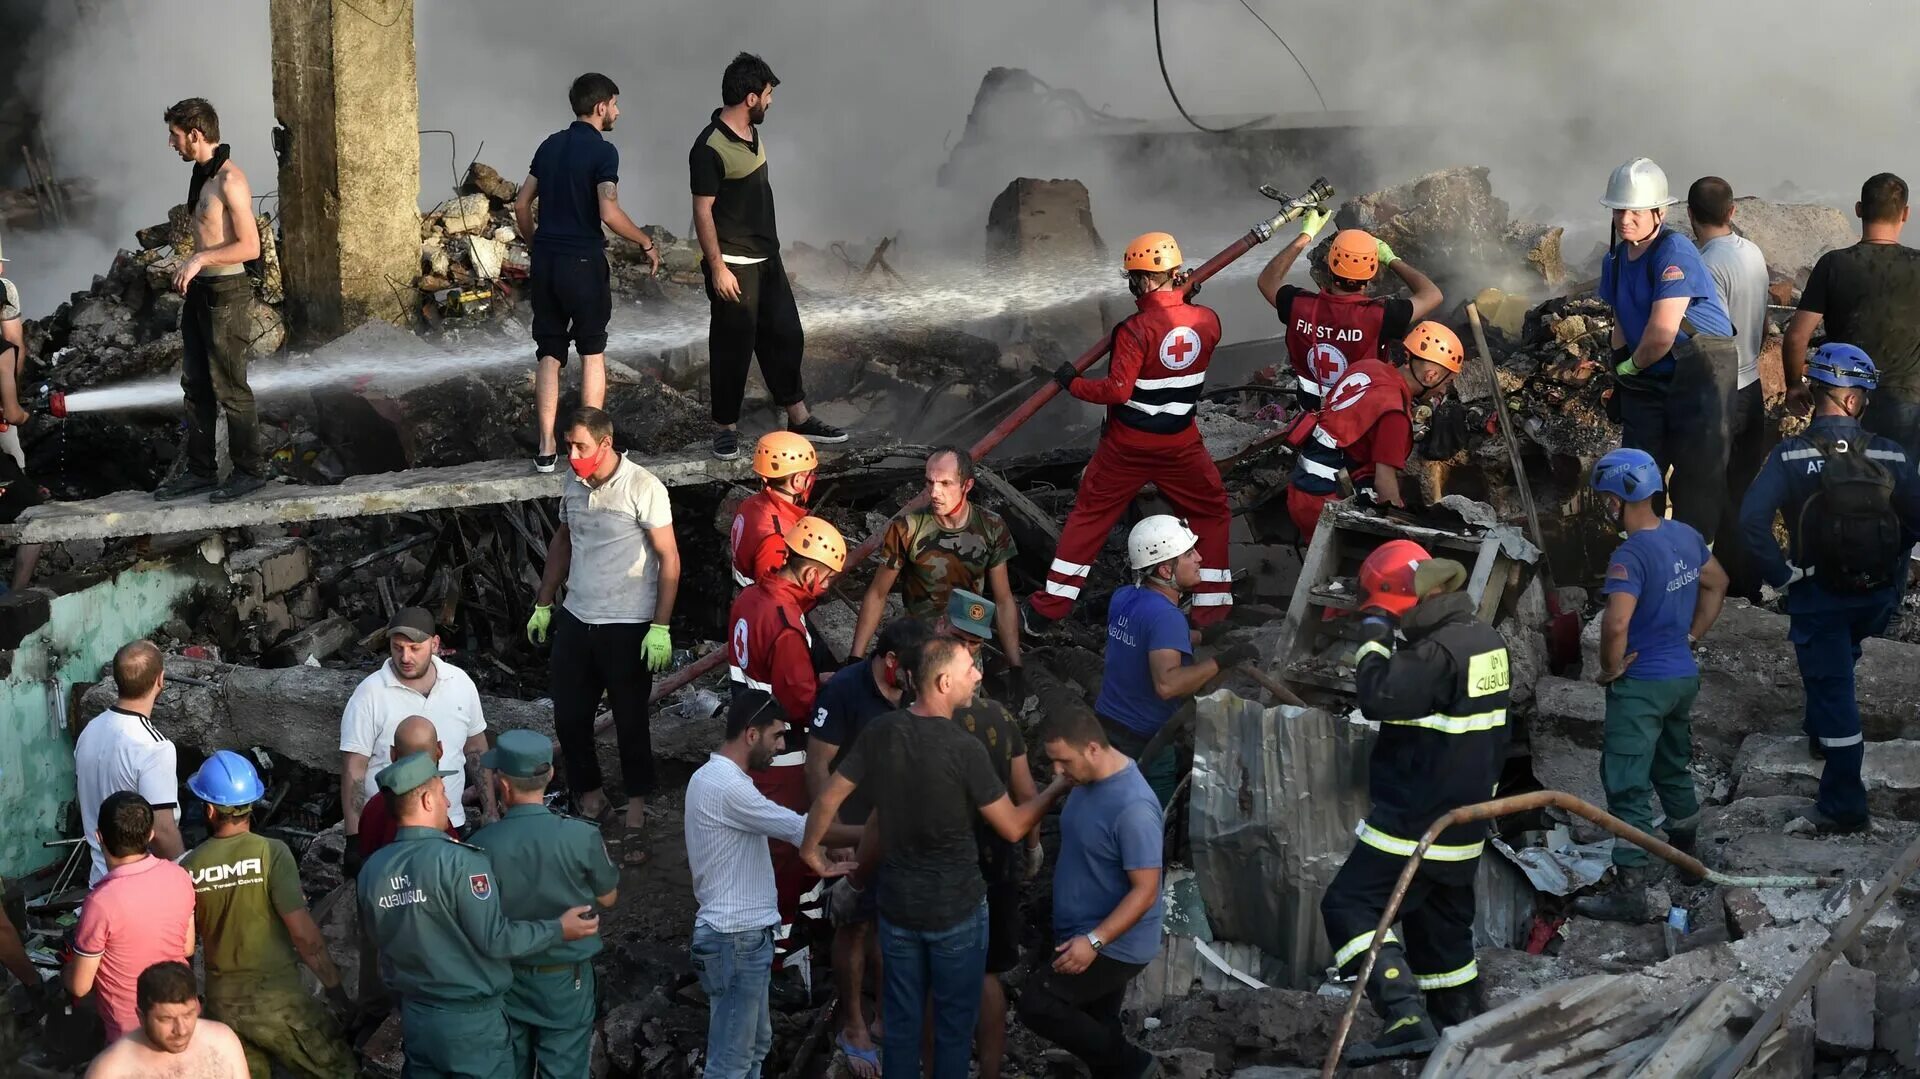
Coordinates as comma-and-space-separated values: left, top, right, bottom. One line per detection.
1321, 540, 1512, 1065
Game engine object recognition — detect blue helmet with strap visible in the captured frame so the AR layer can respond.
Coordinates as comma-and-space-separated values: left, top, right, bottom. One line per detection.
1591, 447, 1663, 502
188, 749, 267, 807
1806, 343, 1878, 390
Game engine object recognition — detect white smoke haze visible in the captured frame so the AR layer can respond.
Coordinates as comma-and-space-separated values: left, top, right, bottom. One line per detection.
12, 0, 1915, 327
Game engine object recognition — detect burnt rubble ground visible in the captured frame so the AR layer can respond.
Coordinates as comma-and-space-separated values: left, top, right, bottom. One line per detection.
5, 163, 1919, 1078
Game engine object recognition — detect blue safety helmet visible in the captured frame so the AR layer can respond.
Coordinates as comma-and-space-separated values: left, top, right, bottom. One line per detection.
1591, 447, 1663, 502
1805, 343, 1878, 390
188, 749, 267, 807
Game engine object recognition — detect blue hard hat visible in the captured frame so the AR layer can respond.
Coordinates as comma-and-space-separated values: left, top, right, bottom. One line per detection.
188, 749, 266, 807
1806, 343, 1878, 390
1591, 447, 1663, 502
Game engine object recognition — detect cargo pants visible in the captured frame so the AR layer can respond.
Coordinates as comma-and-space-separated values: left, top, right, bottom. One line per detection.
205, 973, 356, 1079
181, 272, 264, 479
1601, 675, 1702, 866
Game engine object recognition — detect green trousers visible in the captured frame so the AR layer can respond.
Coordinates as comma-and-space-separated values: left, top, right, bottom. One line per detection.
206, 973, 355, 1079
506, 964, 596, 1079
399, 996, 514, 1079
1602, 675, 1701, 867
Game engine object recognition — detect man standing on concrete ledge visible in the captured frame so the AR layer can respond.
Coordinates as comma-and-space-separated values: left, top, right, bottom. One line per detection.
517, 73, 661, 474
690, 52, 846, 461
527, 405, 680, 867
154, 98, 267, 504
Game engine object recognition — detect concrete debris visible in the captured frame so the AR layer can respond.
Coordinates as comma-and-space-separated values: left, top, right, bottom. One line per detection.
1732, 733, 1920, 818
428, 193, 492, 236
986, 178, 1106, 263
1813, 958, 1876, 1056
1665, 196, 1858, 283
1314, 166, 1566, 297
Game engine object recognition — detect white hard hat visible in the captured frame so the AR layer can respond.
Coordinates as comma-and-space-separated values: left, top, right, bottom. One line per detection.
1128, 514, 1199, 570
1600, 157, 1679, 211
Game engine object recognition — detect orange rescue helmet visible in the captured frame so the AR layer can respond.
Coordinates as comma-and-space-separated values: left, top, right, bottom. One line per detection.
1123, 232, 1183, 273
1358, 539, 1433, 617
753, 430, 817, 480
1404, 321, 1465, 374
1327, 229, 1379, 282
784, 516, 847, 573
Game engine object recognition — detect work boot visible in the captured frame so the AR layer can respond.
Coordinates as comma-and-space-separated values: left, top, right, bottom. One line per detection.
1807, 734, 1826, 761
1345, 945, 1441, 1065
209, 472, 269, 504
1664, 819, 1704, 886
1425, 985, 1484, 1030
1572, 862, 1667, 922
153, 470, 218, 501
1802, 804, 1870, 836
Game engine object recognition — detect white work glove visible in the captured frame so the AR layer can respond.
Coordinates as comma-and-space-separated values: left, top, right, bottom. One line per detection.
1761, 564, 1809, 606
1023, 841, 1046, 882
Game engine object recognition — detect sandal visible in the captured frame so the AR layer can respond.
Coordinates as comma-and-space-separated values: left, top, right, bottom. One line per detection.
835, 1033, 881, 1079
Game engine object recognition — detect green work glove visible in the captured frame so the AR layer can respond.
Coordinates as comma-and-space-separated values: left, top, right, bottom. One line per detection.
526, 604, 553, 645
1298, 208, 1332, 241
1375, 239, 1398, 267
1615, 357, 1639, 377
643, 623, 673, 672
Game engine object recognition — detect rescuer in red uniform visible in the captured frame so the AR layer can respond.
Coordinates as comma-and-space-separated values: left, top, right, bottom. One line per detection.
1285, 321, 1465, 541
1025, 232, 1235, 628
729, 430, 817, 588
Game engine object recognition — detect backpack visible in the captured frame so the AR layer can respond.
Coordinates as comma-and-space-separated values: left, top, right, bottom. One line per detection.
1795, 434, 1903, 595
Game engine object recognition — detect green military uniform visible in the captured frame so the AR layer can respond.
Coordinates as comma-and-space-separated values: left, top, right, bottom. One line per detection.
182, 830, 355, 1079
358, 754, 566, 1079
471, 730, 619, 1079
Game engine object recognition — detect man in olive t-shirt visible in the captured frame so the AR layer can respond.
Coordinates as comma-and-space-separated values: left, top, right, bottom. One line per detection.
182, 751, 356, 1079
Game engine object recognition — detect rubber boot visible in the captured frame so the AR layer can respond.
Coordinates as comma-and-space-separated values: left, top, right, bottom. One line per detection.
1345, 945, 1440, 1065
1572, 863, 1666, 923
1425, 985, 1484, 1030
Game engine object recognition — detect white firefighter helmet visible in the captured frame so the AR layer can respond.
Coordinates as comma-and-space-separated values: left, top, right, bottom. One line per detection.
1600, 157, 1679, 211
1127, 514, 1200, 571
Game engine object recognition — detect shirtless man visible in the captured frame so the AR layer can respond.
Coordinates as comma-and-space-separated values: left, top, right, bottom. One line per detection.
155, 97, 266, 505
87, 961, 250, 1079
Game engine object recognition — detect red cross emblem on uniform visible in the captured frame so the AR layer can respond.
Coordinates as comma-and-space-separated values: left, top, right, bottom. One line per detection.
1327, 370, 1374, 412
1306, 342, 1350, 387
1159, 326, 1203, 370
732, 618, 751, 665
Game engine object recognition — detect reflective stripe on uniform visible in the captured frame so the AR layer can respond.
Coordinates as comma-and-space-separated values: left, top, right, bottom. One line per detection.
1354, 640, 1392, 664
1312, 426, 1340, 449
1868, 449, 1907, 462
1381, 709, 1508, 735
1044, 580, 1082, 599
1297, 376, 1324, 397
1298, 457, 1340, 480
1781, 448, 1822, 461
769, 751, 806, 767
1192, 593, 1232, 606
1199, 568, 1233, 583
1355, 820, 1484, 862
1332, 927, 1401, 968
1819, 733, 1864, 748
731, 567, 754, 588
1133, 373, 1207, 390
1122, 399, 1196, 417
729, 666, 774, 693
1050, 557, 1093, 578
1415, 960, 1478, 989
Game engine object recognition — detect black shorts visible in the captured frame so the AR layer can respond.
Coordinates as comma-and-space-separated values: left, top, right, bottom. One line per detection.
986, 882, 1023, 974
530, 250, 612, 361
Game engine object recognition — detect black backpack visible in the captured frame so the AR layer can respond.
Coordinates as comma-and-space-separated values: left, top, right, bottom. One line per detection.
1796, 434, 1903, 595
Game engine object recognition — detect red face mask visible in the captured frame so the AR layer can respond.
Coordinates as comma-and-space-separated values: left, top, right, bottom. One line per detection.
569, 445, 605, 479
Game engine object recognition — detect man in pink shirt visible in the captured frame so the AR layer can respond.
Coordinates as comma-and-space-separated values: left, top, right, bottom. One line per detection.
66, 792, 196, 1042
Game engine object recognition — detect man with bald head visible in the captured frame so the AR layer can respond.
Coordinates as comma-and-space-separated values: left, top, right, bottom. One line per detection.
76, 639, 184, 884
350, 715, 459, 1017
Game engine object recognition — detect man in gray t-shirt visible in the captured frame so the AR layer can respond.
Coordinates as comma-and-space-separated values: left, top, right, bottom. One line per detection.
1689, 177, 1773, 600
527, 406, 681, 861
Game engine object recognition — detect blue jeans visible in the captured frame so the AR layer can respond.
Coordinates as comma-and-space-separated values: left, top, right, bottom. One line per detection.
691, 924, 775, 1079
1790, 601, 1895, 824
877, 902, 989, 1079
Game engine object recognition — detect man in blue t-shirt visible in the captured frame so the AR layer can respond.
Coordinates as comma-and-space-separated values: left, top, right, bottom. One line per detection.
1018, 707, 1165, 1079
1581, 449, 1729, 922
1597, 157, 1739, 539
1094, 516, 1258, 805
515, 73, 661, 473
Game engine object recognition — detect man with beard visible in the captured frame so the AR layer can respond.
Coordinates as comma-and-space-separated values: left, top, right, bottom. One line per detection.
691, 52, 845, 461
86, 962, 249, 1079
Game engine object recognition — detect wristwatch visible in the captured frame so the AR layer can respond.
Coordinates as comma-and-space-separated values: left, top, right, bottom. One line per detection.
1086, 932, 1106, 952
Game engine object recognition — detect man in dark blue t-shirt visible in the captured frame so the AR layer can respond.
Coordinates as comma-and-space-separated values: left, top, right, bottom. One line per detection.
515, 72, 661, 474
1598, 157, 1739, 539
1582, 449, 1728, 921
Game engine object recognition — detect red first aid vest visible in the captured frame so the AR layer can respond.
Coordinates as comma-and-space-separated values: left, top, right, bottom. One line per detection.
1109, 293, 1221, 435
1283, 291, 1394, 408
730, 489, 808, 588
726, 575, 817, 724
1288, 358, 1411, 495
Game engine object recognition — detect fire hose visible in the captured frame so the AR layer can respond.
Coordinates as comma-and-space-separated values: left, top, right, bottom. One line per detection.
1320, 789, 1842, 1078
636, 179, 1337, 711
0, 382, 67, 433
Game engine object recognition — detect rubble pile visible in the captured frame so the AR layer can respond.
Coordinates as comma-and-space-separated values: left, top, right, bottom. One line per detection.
1311, 167, 1566, 298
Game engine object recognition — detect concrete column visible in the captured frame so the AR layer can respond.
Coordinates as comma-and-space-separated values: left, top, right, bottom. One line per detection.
269, 0, 419, 343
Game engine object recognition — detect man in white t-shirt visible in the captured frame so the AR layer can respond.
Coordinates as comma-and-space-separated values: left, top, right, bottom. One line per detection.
1689, 176, 1773, 599
339, 607, 490, 851
526, 406, 680, 867
75, 640, 185, 883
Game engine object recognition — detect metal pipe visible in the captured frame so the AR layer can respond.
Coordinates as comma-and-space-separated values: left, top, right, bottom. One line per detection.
647, 182, 1335, 706
1320, 789, 1840, 1077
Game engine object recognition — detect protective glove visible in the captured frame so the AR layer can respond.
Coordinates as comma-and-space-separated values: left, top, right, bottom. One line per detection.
1299, 208, 1333, 241
829, 877, 864, 925
1023, 840, 1046, 882
1761, 564, 1809, 605
1611, 346, 1638, 378
643, 623, 673, 672
1052, 362, 1080, 392
1215, 640, 1261, 669
342, 840, 365, 882
1375, 239, 1398, 267
526, 604, 553, 645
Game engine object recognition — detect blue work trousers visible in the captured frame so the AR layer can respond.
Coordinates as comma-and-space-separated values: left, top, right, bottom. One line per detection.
1790, 601, 1896, 824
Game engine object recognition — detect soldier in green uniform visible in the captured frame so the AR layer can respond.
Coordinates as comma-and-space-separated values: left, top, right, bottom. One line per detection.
180, 750, 357, 1079
471, 729, 621, 1078
358, 752, 601, 1079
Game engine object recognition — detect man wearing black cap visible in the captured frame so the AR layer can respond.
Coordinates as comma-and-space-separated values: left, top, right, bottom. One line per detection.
341, 608, 493, 857
359, 752, 601, 1079
471, 730, 620, 1079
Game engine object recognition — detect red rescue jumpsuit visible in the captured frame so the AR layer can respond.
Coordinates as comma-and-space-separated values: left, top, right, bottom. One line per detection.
729, 488, 808, 588
1285, 357, 1414, 542
1029, 290, 1233, 625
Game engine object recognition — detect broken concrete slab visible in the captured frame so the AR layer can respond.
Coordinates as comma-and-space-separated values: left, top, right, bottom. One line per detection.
1724, 886, 1774, 939
1665, 197, 1857, 281
1324, 166, 1565, 297
986, 178, 1105, 263
265, 613, 357, 667
1732, 733, 1920, 818
1813, 958, 1876, 1056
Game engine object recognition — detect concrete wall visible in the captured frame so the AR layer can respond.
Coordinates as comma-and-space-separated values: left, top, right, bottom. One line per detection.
269, 0, 420, 342
0, 560, 218, 878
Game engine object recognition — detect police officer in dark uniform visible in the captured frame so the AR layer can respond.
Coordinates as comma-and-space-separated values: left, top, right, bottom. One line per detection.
1321, 541, 1511, 1065
471, 730, 620, 1078
358, 753, 600, 1079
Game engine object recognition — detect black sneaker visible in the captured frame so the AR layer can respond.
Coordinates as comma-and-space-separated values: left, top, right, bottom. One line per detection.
788, 415, 849, 444
534, 453, 558, 474
712, 429, 740, 461
153, 472, 219, 502
209, 472, 270, 504
1803, 804, 1870, 835
1020, 599, 1057, 637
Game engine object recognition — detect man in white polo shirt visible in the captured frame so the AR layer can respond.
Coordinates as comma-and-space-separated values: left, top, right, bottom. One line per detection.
75, 639, 185, 884
339, 607, 490, 861
526, 405, 681, 868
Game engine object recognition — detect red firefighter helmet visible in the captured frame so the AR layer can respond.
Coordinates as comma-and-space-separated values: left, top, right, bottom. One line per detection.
1357, 539, 1432, 617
